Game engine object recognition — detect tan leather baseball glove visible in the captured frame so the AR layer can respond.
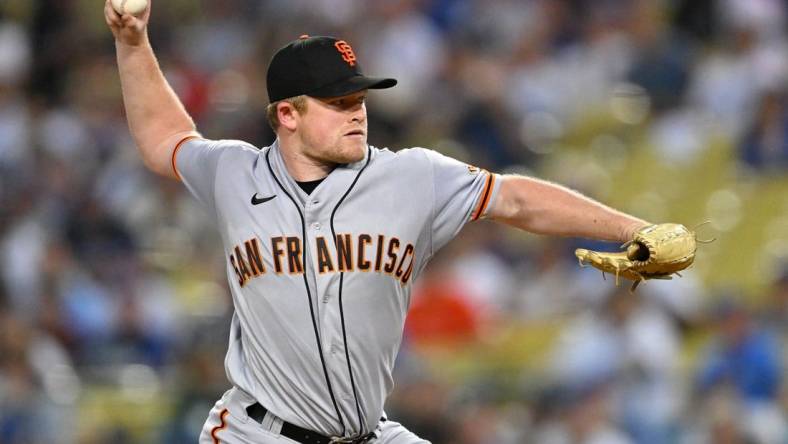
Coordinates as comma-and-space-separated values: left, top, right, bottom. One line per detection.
575, 223, 698, 291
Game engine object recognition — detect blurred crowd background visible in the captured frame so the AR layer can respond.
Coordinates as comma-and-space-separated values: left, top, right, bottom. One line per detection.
1, 0, 787, 443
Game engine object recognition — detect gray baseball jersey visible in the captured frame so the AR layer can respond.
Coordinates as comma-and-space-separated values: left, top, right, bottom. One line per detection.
173, 137, 500, 437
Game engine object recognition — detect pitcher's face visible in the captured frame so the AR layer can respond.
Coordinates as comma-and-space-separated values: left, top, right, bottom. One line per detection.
297, 91, 368, 165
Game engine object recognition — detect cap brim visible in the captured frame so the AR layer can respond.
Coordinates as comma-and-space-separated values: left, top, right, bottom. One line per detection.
307, 75, 397, 98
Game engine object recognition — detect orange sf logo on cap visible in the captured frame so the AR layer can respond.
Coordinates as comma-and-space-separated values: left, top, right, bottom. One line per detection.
334, 40, 357, 67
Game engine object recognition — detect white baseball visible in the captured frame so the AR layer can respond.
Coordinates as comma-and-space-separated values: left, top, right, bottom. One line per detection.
111, 0, 148, 16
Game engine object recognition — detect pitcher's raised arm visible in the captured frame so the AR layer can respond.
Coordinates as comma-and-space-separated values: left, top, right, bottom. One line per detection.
104, 0, 200, 178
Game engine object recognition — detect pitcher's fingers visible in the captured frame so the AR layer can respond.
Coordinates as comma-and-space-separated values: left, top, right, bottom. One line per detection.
105, 0, 120, 21
106, 11, 121, 29
105, 0, 122, 25
141, 0, 152, 20
105, 13, 116, 29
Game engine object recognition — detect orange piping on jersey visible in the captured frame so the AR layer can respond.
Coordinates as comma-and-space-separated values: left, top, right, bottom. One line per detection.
472, 172, 495, 221
211, 409, 229, 444
171, 135, 201, 181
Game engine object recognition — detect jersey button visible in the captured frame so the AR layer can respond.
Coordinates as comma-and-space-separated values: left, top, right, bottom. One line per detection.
312, 222, 321, 230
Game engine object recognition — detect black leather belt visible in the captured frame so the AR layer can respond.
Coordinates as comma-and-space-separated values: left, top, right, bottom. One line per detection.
245, 402, 376, 444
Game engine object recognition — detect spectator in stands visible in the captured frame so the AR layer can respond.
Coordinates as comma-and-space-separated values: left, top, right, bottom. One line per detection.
739, 89, 788, 172
696, 295, 786, 443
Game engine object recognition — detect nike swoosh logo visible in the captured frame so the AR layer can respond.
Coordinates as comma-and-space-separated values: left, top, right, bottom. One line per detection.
251, 194, 277, 205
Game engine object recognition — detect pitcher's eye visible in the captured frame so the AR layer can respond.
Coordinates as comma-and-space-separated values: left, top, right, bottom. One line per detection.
329, 95, 366, 107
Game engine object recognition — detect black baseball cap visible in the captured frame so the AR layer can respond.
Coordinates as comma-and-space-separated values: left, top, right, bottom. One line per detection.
266, 35, 397, 103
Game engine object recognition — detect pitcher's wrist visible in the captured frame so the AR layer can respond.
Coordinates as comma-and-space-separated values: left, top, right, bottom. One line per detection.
621, 220, 651, 242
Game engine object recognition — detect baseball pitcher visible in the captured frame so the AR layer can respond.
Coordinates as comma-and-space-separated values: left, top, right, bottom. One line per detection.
105, 2, 697, 443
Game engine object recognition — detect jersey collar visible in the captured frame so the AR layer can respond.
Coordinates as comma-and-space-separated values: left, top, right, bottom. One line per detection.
266, 140, 372, 205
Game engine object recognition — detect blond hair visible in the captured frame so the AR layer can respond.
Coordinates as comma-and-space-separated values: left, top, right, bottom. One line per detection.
266, 95, 308, 131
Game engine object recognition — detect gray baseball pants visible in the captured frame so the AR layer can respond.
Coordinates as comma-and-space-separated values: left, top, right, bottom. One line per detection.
199, 387, 429, 444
